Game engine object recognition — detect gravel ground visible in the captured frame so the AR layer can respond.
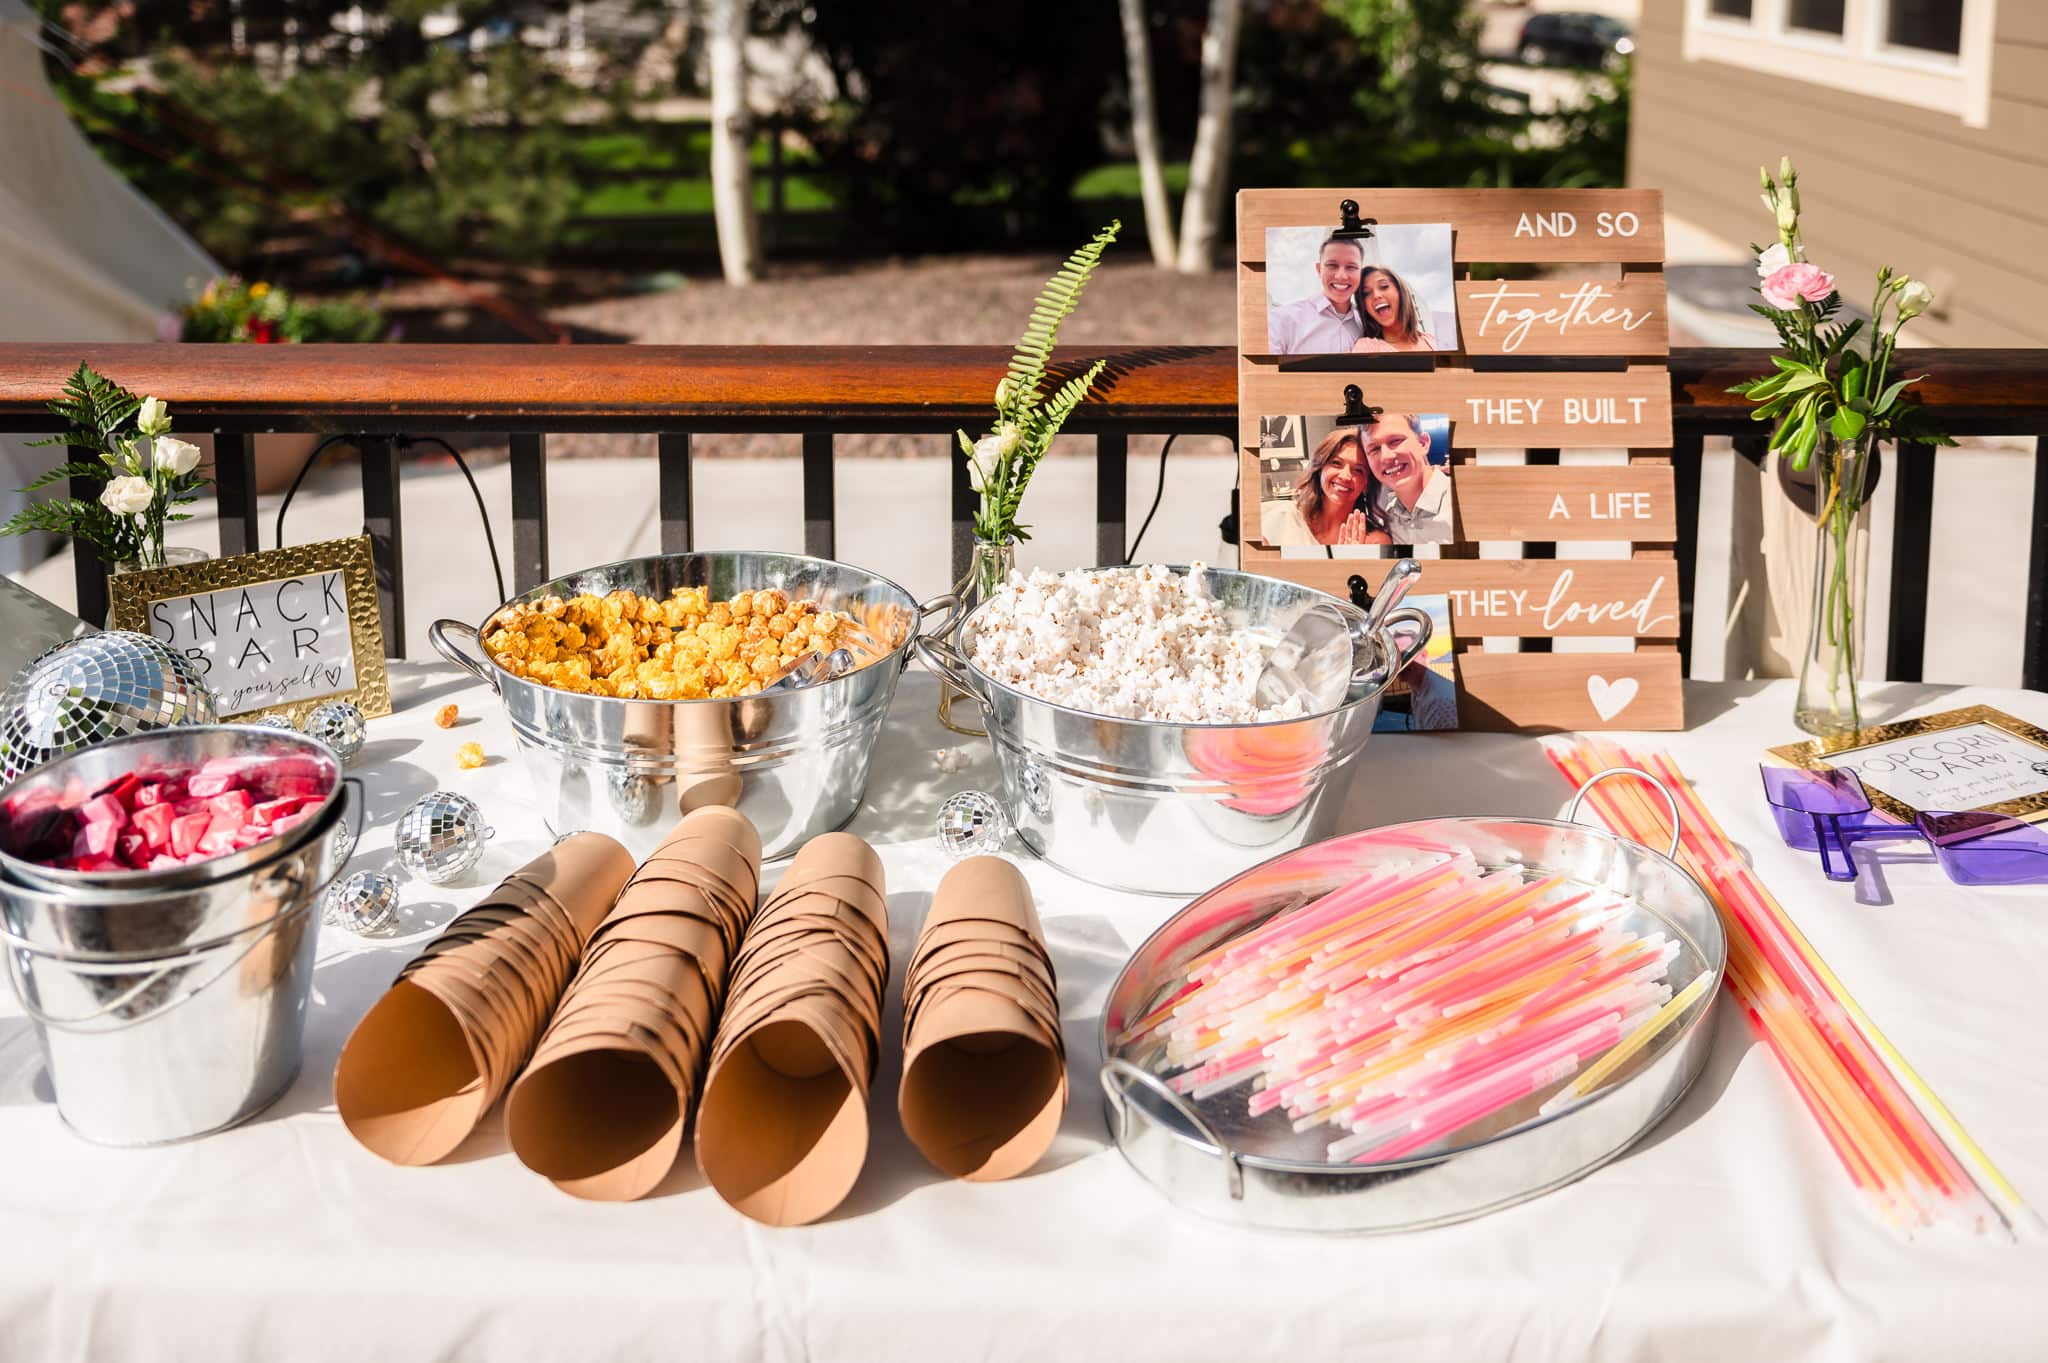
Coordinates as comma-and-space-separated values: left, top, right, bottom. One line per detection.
536, 253, 1238, 460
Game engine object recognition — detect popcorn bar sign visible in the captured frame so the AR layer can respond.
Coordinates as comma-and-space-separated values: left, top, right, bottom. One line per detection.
109, 534, 392, 724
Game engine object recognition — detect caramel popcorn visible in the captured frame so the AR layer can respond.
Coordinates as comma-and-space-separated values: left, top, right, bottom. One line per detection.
455, 742, 486, 770
482, 586, 854, 699
434, 704, 459, 729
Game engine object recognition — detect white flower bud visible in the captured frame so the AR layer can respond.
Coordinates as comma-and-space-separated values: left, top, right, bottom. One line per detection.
1896, 279, 1935, 322
152, 435, 202, 476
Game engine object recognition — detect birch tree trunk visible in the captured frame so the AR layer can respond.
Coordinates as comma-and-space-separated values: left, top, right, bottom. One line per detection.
1118, 0, 1177, 269
707, 0, 759, 286
1175, 0, 1241, 274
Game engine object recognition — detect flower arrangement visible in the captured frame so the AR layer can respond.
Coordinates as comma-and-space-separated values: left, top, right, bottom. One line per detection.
1730, 159, 1953, 735
958, 220, 1122, 558
171, 276, 388, 344
1, 364, 210, 570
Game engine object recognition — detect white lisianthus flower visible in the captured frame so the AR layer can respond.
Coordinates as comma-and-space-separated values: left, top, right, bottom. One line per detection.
1896, 278, 1935, 322
1755, 241, 1804, 278
152, 435, 203, 476
994, 377, 1013, 411
970, 433, 1007, 493
100, 475, 154, 517
137, 396, 170, 437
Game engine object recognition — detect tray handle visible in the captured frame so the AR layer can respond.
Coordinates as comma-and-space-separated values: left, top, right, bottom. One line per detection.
429, 618, 500, 695
1567, 766, 1682, 861
1100, 1057, 1245, 1202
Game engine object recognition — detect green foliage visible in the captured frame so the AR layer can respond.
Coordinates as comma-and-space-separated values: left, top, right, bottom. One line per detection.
3, 365, 208, 565
962, 222, 1122, 544
175, 277, 387, 343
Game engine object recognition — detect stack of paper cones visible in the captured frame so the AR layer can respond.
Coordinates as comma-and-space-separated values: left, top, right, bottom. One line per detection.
334, 833, 636, 1165
695, 832, 888, 1226
899, 856, 1066, 1181
505, 806, 763, 1201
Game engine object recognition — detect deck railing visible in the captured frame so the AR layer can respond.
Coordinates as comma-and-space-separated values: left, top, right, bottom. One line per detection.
1, 343, 2043, 689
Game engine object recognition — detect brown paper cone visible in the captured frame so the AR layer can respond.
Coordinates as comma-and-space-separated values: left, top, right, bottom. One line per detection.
926, 856, 1044, 942
515, 832, 638, 944
899, 987, 1067, 1182
696, 1016, 870, 1226
334, 981, 495, 1166
506, 1040, 686, 1202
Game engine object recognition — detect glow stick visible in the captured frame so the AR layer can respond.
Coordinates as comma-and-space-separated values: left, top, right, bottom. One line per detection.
1539, 970, 1713, 1115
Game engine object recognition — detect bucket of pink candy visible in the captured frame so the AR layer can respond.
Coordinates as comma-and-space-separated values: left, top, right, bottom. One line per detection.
0, 726, 359, 1145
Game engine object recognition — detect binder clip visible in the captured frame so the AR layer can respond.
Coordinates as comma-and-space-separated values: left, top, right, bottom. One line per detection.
1335, 385, 1381, 428
1333, 200, 1377, 241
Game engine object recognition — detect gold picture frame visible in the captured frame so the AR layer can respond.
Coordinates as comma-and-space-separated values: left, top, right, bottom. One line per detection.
1769, 704, 2048, 824
108, 534, 391, 725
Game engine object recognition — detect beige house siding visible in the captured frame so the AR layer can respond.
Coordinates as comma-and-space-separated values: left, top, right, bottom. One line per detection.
1629, 1, 2048, 345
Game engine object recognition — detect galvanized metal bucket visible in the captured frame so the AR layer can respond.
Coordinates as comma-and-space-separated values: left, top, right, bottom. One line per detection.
432, 551, 939, 862
0, 729, 361, 1145
917, 565, 1432, 894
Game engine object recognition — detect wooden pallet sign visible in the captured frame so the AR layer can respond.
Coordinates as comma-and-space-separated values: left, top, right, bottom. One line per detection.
1237, 187, 1682, 732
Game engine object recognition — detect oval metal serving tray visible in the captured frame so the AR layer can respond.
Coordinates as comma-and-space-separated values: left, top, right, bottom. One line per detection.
1097, 806, 1727, 1233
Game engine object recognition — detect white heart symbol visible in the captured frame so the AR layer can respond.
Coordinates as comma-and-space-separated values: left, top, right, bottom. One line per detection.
1587, 674, 1638, 723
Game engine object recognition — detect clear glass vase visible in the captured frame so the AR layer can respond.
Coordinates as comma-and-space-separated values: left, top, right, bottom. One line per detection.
936, 536, 1014, 737
1793, 434, 1875, 738
111, 544, 211, 575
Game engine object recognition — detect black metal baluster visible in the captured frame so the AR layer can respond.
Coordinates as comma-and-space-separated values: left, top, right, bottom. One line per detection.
213, 433, 258, 558
2024, 436, 2048, 692
1096, 432, 1128, 565
802, 431, 834, 560
951, 437, 975, 585
1522, 448, 1560, 653
1672, 433, 1703, 678
359, 436, 404, 657
509, 433, 549, 592
658, 433, 693, 554
1885, 442, 1935, 684
68, 449, 108, 625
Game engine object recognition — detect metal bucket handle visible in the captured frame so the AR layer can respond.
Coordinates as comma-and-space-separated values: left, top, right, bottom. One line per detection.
2, 872, 312, 1034
1100, 1056, 1245, 1202
913, 621, 991, 717
429, 618, 500, 695
1351, 604, 1435, 694
1566, 766, 1683, 861
907, 592, 959, 676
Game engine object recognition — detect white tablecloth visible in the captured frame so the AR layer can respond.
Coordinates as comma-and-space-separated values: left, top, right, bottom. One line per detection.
3, 670, 2046, 1362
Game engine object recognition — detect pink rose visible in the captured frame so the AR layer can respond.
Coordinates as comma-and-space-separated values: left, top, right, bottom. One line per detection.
1761, 262, 1835, 310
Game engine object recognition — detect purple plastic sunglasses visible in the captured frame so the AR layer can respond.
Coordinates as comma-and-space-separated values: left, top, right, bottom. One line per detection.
1759, 765, 2048, 887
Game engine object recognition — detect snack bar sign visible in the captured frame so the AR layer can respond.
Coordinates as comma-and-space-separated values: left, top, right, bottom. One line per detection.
146, 570, 360, 715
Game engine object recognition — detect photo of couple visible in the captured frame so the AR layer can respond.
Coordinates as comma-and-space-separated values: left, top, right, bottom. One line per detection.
1373, 595, 1459, 734
1265, 223, 1459, 359
1258, 411, 1455, 549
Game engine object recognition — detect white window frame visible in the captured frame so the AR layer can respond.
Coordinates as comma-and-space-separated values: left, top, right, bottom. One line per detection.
1683, 0, 1996, 128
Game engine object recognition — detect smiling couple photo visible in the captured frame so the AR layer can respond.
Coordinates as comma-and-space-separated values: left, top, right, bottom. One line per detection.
1264, 222, 1460, 359
1256, 411, 1455, 549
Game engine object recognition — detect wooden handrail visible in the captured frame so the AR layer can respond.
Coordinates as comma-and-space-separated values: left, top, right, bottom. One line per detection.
1, 344, 2044, 434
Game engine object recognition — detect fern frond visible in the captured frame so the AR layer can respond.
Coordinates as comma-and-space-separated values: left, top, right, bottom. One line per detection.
1000, 221, 1121, 418
19, 461, 114, 493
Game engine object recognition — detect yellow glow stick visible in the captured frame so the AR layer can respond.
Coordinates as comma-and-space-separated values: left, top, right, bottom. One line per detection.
1540, 970, 1713, 1115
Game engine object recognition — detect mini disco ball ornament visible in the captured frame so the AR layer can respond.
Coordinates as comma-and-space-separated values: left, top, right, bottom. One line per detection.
936, 789, 1009, 859
323, 869, 401, 935
251, 714, 298, 730
301, 700, 367, 764
0, 631, 217, 783
607, 767, 656, 824
394, 790, 493, 884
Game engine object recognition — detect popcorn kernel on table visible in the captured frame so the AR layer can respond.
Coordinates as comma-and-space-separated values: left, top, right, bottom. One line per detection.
455, 742, 485, 770
433, 704, 459, 729
482, 586, 853, 699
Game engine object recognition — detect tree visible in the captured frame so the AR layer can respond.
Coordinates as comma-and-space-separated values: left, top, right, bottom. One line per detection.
1116, 0, 1177, 268
706, 0, 759, 285
1174, 0, 1240, 274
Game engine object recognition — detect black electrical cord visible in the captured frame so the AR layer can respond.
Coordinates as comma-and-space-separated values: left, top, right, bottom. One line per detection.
273, 433, 506, 605
273, 434, 356, 550
1121, 433, 1179, 564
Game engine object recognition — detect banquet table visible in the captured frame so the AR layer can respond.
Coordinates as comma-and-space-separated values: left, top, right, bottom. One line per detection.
2, 665, 2046, 1363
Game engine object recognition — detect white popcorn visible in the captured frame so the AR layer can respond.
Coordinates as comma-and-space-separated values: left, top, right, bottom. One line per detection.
967, 564, 1302, 723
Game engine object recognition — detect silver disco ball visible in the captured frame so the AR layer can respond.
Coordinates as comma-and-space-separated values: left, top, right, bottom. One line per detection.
394, 790, 493, 884
301, 700, 367, 764
0, 631, 218, 784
